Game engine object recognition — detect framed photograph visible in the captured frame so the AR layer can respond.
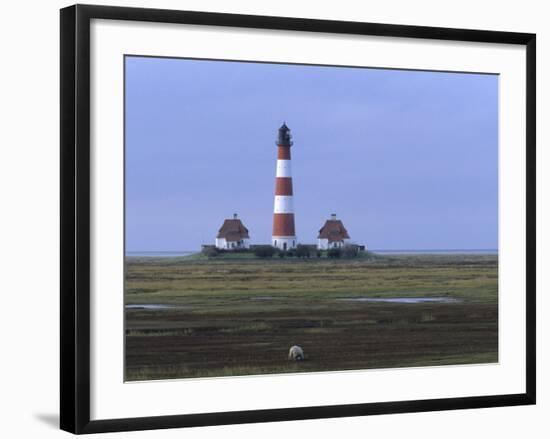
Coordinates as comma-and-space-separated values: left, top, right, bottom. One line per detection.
60, 4, 536, 434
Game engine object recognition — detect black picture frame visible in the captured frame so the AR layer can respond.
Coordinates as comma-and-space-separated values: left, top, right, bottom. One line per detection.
60, 4, 536, 434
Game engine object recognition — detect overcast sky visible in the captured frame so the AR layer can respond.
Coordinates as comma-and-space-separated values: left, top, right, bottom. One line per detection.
125, 56, 498, 251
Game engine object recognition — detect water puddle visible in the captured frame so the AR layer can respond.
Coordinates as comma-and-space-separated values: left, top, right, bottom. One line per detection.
125, 304, 189, 310
338, 297, 460, 304
250, 296, 276, 301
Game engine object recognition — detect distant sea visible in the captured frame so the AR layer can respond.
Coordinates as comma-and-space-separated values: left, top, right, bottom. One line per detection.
371, 249, 498, 255
126, 251, 196, 257
126, 249, 498, 257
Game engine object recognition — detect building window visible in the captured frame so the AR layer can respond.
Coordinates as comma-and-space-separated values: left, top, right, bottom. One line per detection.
274, 240, 277, 247
283, 242, 287, 250
293, 240, 295, 247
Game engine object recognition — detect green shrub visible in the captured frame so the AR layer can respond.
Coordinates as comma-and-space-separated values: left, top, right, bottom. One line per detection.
253, 245, 277, 258
327, 247, 342, 259
296, 245, 311, 258
342, 244, 359, 259
202, 246, 219, 258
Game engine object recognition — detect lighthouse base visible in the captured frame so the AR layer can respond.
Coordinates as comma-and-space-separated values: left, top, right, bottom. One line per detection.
272, 236, 297, 251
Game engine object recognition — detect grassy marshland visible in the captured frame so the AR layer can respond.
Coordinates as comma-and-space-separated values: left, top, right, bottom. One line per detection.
125, 253, 498, 381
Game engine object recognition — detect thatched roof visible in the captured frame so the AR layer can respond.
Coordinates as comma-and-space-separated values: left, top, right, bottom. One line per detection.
217, 218, 250, 241
318, 219, 350, 242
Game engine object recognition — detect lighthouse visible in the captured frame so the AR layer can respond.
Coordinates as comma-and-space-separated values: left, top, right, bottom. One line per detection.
272, 123, 297, 250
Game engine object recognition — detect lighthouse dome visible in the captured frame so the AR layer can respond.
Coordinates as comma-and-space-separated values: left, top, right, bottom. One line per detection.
276, 122, 293, 146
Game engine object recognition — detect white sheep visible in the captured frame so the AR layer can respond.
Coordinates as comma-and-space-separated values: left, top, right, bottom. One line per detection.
288, 345, 305, 361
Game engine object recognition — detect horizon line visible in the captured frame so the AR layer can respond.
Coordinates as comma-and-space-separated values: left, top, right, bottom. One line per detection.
126, 248, 499, 253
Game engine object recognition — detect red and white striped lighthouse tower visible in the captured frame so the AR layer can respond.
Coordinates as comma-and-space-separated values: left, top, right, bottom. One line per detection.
272, 123, 297, 250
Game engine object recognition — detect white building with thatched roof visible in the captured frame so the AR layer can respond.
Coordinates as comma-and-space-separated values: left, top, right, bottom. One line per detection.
215, 213, 250, 250
317, 213, 351, 250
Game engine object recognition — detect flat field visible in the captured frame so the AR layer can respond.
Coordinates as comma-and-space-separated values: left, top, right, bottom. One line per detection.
125, 253, 498, 381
